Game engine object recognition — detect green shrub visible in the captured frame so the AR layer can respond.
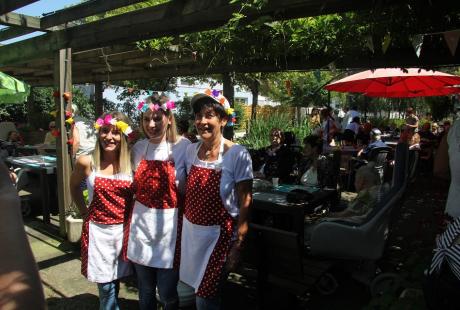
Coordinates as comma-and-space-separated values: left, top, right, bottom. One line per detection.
238, 112, 310, 149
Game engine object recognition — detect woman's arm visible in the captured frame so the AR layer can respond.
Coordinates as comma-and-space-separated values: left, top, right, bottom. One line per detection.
226, 179, 253, 271
71, 125, 80, 158
0, 163, 46, 309
70, 155, 91, 218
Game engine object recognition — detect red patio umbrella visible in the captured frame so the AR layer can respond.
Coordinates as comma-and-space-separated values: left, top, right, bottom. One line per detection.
324, 68, 460, 98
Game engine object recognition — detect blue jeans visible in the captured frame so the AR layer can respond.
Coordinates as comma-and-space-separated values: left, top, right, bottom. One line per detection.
134, 264, 179, 310
196, 295, 221, 310
97, 281, 120, 310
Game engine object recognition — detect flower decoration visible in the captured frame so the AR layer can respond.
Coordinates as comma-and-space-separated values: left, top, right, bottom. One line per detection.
137, 99, 176, 113
94, 115, 132, 137
192, 89, 236, 127
63, 92, 72, 102
65, 117, 74, 125
52, 90, 60, 98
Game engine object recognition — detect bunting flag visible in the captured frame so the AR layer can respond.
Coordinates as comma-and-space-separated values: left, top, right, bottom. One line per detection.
365, 35, 374, 53
410, 34, 424, 58
382, 33, 392, 54
443, 30, 460, 56
314, 70, 321, 82
327, 61, 336, 73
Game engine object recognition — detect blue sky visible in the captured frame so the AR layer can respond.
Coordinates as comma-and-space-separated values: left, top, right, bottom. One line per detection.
1, 0, 80, 44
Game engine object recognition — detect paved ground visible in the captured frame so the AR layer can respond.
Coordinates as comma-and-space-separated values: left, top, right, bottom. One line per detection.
24, 171, 447, 309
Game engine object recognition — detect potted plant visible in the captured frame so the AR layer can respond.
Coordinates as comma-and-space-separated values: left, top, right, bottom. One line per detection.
65, 189, 87, 243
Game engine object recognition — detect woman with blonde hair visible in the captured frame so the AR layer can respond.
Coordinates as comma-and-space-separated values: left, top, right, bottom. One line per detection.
70, 111, 134, 310
124, 93, 190, 310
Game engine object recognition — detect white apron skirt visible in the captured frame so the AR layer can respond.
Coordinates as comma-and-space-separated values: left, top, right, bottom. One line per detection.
126, 200, 179, 268
85, 222, 132, 283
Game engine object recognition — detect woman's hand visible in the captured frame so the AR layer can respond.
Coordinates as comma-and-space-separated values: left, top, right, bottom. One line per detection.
225, 240, 244, 272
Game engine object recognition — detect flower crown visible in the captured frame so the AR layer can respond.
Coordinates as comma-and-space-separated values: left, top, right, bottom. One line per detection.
201, 89, 237, 126
137, 100, 175, 113
94, 114, 133, 136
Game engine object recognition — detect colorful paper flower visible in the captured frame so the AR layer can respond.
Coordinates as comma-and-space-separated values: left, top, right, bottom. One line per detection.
65, 117, 74, 125
165, 100, 175, 110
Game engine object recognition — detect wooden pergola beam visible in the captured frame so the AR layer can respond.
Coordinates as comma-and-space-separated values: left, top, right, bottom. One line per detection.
0, 26, 35, 42
0, 12, 41, 30
0, 0, 402, 66
0, 0, 39, 15
40, 0, 151, 29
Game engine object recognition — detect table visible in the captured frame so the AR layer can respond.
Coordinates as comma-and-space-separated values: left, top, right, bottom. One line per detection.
17, 144, 56, 155
6, 155, 57, 224
252, 184, 338, 243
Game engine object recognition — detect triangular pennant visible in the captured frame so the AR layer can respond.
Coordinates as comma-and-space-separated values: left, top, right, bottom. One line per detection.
382, 33, 392, 54
327, 61, 336, 72
314, 70, 321, 82
410, 34, 424, 58
365, 35, 374, 53
443, 30, 460, 56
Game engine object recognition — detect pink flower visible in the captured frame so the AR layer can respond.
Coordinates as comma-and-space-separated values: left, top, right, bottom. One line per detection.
103, 114, 113, 125
165, 100, 175, 110
96, 118, 104, 126
137, 101, 145, 110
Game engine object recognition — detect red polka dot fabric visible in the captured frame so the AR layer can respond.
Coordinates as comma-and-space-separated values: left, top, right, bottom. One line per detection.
132, 159, 177, 210
81, 175, 133, 278
184, 165, 235, 298
123, 158, 181, 266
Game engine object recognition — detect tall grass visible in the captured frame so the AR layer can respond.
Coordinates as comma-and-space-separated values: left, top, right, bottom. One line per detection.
238, 112, 311, 149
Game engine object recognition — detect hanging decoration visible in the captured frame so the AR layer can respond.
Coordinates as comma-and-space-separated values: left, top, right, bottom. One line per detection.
382, 33, 392, 54
410, 34, 424, 58
365, 35, 374, 53
443, 30, 460, 56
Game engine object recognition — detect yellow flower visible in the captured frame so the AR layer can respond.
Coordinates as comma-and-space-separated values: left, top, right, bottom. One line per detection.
65, 117, 74, 125
94, 123, 101, 130
226, 108, 234, 115
116, 121, 129, 133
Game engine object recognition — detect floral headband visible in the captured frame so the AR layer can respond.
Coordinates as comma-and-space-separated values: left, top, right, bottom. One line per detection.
203, 89, 234, 116
94, 114, 133, 136
137, 100, 175, 113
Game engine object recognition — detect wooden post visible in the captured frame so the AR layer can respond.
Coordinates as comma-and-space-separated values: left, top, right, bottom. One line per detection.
25, 86, 34, 126
95, 81, 103, 116
222, 72, 235, 140
53, 48, 72, 237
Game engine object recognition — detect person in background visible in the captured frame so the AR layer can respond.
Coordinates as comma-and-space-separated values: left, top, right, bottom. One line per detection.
261, 128, 283, 180
180, 90, 252, 310
405, 107, 419, 133
431, 122, 440, 136
320, 108, 339, 146
345, 116, 361, 135
71, 104, 97, 159
43, 121, 57, 145
6, 130, 23, 145
125, 94, 190, 310
419, 122, 437, 143
70, 111, 133, 310
177, 118, 198, 143
358, 128, 388, 159
356, 122, 373, 146
329, 163, 386, 220
343, 105, 360, 127
298, 135, 323, 187
309, 107, 321, 129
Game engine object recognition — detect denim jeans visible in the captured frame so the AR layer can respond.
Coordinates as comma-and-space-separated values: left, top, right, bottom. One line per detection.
196, 295, 221, 310
134, 263, 179, 310
97, 281, 120, 310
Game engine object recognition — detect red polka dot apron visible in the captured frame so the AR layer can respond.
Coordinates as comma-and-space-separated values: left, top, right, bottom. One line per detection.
81, 173, 133, 283
180, 140, 236, 298
124, 142, 181, 268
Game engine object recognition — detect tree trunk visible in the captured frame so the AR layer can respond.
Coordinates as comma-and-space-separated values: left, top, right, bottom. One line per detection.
94, 81, 104, 116
250, 80, 259, 121
26, 86, 34, 125
222, 72, 235, 107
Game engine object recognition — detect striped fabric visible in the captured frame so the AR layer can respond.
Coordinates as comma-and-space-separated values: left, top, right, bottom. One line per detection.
430, 217, 460, 280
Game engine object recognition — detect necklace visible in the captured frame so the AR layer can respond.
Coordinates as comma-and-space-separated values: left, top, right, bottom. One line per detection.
203, 140, 221, 160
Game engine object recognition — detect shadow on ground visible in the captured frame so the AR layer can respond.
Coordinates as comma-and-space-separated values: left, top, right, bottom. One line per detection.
47, 294, 138, 310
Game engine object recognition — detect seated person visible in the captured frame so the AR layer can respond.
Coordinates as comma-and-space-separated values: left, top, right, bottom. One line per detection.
345, 116, 361, 135
43, 121, 57, 145
329, 163, 387, 220
358, 128, 388, 160
6, 130, 23, 145
304, 163, 388, 241
258, 128, 299, 183
419, 122, 436, 142
298, 135, 323, 187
